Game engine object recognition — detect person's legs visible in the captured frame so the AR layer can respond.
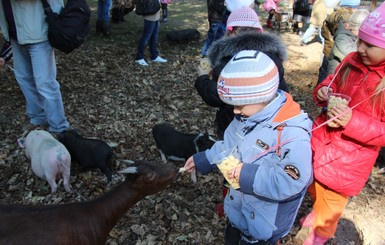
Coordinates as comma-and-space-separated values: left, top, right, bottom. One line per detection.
301, 24, 317, 43
12, 40, 69, 132
11, 40, 46, 127
100, 0, 112, 21
149, 20, 160, 60
201, 25, 213, 57
254, 2, 260, 14
224, 221, 242, 245
97, 0, 103, 20
304, 180, 349, 245
161, 3, 168, 22
318, 28, 325, 47
201, 22, 221, 57
301, 15, 311, 33
136, 19, 156, 60
30, 41, 70, 133
267, 12, 274, 28
102, 0, 112, 35
317, 56, 329, 84
215, 22, 226, 40
311, 181, 349, 238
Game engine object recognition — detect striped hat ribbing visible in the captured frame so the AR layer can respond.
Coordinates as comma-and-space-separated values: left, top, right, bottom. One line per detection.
217, 50, 279, 106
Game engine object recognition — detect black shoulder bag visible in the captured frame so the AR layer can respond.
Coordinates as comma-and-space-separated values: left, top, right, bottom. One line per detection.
41, 0, 91, 54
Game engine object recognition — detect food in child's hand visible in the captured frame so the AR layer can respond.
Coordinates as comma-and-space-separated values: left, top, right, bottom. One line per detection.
179, 167, 187, 173
217, 155, 240, 189
199, 58, 211, 72
327, 95, 350, 128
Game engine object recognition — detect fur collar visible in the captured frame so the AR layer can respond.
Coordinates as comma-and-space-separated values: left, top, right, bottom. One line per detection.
207, 31, 288, 68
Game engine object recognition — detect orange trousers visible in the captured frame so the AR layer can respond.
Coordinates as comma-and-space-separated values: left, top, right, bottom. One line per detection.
307, 180, 349, 238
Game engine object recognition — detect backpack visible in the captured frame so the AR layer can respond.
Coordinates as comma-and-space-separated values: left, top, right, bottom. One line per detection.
135, 0, 161, 15
41, 0, 91, 54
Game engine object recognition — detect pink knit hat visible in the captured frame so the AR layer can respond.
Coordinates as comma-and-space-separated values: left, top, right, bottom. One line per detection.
359, 2, 385, 49
226, 6, 263, 32
217, 50, 279, 106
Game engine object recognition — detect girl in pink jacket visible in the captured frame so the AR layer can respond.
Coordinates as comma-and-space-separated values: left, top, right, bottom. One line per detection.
302, 2, 385, 244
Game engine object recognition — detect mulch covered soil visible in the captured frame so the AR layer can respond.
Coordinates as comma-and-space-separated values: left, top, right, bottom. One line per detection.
1, 2, 385, 244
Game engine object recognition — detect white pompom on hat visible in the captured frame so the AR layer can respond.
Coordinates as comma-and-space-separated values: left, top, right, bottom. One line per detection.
226, 6, 263, 31
217, 50, 279, 106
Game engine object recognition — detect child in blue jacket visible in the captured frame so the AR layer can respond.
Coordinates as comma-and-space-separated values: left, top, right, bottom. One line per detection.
184, 50, 313, 244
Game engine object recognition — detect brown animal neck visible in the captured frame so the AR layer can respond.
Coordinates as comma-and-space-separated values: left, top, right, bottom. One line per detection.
89, 179, 144, 235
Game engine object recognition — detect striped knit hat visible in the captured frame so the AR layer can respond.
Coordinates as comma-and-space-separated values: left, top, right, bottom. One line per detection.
217, 50, 279, 106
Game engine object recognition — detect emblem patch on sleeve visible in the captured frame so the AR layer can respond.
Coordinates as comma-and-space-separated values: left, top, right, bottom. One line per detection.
284, 165, 300, 180
256, 139, 270, 150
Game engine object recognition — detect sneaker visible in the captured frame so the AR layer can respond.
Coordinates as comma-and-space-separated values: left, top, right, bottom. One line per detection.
152, 56, 167, 63
135, 59, 149, 66
303, 230, 328, 245
299, 210, 316, 228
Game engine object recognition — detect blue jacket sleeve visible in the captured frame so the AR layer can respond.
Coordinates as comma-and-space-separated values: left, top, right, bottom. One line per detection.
193, 151, 214, 175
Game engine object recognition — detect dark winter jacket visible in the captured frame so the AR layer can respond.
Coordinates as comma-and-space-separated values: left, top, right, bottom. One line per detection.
207, 0, 226, 23
195, 32, 288, 139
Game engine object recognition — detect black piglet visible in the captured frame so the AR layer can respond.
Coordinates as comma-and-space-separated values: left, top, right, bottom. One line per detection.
152, 123, 216, 163
58, 131, 113, 182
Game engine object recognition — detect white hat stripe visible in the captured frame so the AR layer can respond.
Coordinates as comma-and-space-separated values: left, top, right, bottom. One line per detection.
217, 50, 279, 106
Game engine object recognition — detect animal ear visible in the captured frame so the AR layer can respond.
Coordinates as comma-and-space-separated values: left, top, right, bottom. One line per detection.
17, 138, 26, 148
117, 167, 138, 174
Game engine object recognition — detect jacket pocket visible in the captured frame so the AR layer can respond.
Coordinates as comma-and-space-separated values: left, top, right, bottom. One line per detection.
242, 197, 277, 240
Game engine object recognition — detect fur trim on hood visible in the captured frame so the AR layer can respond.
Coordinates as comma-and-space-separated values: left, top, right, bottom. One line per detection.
207, 32, 288, 68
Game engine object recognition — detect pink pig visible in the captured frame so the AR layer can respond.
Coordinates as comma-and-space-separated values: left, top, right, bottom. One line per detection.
19, 130, 72, 193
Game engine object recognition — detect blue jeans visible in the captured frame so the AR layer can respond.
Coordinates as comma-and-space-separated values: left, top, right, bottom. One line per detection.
98, 0, 112, 21
11, 40, 70, 133
201, 22, 225, 56
136, 19, 160, 60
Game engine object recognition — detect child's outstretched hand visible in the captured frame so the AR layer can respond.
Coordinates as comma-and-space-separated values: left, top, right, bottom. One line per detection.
184, 156, 196, 173
328, 104, 352, 127
317, 86, 333, 102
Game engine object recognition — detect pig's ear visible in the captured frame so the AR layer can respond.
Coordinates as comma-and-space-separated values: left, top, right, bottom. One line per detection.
17, 138, 26, 148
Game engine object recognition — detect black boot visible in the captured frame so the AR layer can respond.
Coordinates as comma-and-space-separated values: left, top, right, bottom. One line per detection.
102, 21, 111, 36
96, 20, 104, 34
